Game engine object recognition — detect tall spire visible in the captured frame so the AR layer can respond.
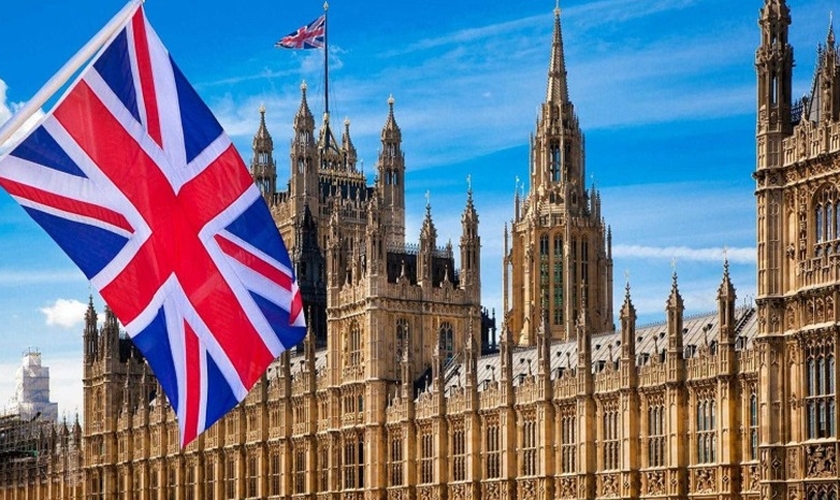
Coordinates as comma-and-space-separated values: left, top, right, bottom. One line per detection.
546, 2, 569, 104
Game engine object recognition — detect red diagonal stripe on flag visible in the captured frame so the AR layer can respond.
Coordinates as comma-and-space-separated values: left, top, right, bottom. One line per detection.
1, 177, 133, 233
183, 321, 201, 447
214, 234, 294, 291
131, 11, 162, 148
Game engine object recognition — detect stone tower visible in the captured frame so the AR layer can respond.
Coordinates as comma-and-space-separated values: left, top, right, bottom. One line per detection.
377, 95, 406, 249
250, 105, 276, 201
754, 1, 839, 498
506, 5, 613, 345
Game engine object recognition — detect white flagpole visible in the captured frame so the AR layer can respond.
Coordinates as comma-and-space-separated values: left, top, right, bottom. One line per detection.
0, 0, 145, 149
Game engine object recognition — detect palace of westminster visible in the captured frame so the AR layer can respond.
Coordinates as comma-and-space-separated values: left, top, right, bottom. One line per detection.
1, 1, 839, 499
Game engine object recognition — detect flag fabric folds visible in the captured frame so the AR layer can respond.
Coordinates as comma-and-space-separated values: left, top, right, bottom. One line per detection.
276, 15, 326, 49
0, 5, 306, 447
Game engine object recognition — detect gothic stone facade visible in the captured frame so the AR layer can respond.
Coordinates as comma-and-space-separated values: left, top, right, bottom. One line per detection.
0, 1, 838, 500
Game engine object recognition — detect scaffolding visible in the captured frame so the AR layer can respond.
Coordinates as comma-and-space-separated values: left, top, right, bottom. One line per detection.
0, 413, 56, 486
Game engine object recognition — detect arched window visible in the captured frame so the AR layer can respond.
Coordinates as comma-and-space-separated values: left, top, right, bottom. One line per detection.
439, 322, 454, 363
347, 321, 361, 367
550, 144, 561, 182
749, 389, 759, 460
648, 401, 666, 467
806, 342, 836, 439
553, 234, 564, 325
696, 394, 717, 464
396, 318, 409, 359
814, 186, 840, 254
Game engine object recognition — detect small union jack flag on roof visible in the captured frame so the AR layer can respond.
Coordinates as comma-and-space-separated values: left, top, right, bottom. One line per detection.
0, 5, 306, 447
276, 15, 326, 49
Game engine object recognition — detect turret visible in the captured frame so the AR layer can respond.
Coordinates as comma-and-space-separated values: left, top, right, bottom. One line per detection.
341, 117, 357, 170
576, 287, 593, 394
718, 258, 737, 345
250, 105, 276, 201
290, 81, 317, 210
756, 0, 793, 170
418, 200, 437, 286
459, 181, 480, 296
666, 271, 686, 381
378, 95, 406, 247
619, 280, 638, 388
83, 296, 98, 363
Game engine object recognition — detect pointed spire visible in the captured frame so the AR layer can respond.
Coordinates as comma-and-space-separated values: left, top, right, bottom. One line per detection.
828, 12, 836, 47
546, 2, 569, 104
718, 254, 736, 300
295, 80, 315, 128
381, 94, 402, 142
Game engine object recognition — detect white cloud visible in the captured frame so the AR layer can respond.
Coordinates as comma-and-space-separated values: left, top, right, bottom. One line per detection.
0, 78, 44, 155
40, 298, 88, 328
613, 245, 755, 264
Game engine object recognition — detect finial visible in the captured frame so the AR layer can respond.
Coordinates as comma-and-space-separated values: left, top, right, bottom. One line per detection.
259, 103, 266, 115
830, 12, 836, 46
344, 116, 350, 127
671, 258, 679, 289
301, 80, 308, 93
388, 94, 395, 108
624, 270, 631, 298
467, 174, 473, 194
555, 0, 561, 17
425, 190, 431, 209
324, 1, 329, 11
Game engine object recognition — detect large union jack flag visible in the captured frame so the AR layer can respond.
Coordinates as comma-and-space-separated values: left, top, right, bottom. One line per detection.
0, 6, 306, 447
275, 15, 326, 49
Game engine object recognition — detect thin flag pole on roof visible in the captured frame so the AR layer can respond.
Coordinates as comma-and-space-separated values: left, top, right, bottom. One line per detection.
0, 0, 145, 150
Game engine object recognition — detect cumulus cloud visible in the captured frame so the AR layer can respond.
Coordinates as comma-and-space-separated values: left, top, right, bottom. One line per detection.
0, 78, 44, 155
40, 298, 88, 328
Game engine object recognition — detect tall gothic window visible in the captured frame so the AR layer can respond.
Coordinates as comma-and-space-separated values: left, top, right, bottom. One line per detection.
540, 234, 550, 313
581, 239, 589, 305
561, 410, 576, 473
225, 457, 235, 500
389, 430, 404, 486
185, 464, 196, 500
294, 449, 305, 494
648, 400, 666, 467
269, 452, 280, 496
522, 417, 538, 476
749, 388, 759, 460
814, 186, 840, 255
486, 419, 501, 479
343, 435, 364, 489
553, 234, 564, 325
347, 321, 361, 367
696, 395, 717, 464
550, 143, 561, 182
806, 342, 836, 439
396, 318, 409, 359
439, 322, 454, 364
205, 456, 216, 500
571, 239, 578, 316
318, 445, 329, 492
420, 429, 434, 484
452, 423, 466, 481
602, 403, 620, 470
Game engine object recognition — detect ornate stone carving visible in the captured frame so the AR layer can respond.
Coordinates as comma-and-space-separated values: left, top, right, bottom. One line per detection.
559, 476, 576, 499
806, 444, 837, 478
518, 479, 537, 500
645, 470, 665, 496
694, 467, 716, 494
600, 474, 618, 498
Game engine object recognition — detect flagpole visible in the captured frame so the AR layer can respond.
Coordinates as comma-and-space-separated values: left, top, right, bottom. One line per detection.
0, 0, 144, 149
323, 1, 330, 150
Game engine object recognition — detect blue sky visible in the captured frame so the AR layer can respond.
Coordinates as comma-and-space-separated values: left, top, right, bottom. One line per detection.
0, 0, 833, 418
